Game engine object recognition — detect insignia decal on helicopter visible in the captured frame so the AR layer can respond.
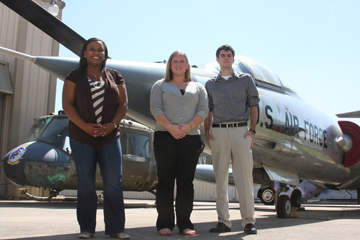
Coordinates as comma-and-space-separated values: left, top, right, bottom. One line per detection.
7, 145, 28, 165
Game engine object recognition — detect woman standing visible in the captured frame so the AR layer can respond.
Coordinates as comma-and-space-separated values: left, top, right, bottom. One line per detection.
150, 50, 208, 236
62, 38, 130, 239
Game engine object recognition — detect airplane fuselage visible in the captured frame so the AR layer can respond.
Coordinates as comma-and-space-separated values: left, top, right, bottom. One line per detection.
254, 86, 358, 189
1, 46, 360, 192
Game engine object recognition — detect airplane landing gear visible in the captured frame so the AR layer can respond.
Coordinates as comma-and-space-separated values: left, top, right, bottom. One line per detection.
276, 195, 292, 218
290, 189, 302, 208
275, 184, 291, 218
275, 183, 327, 218
276, 188, 302, 218
258, 187, 275, 205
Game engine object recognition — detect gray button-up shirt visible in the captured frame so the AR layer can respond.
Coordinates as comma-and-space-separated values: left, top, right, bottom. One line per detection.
150, 79, 209, 135
205, 71, 259, 124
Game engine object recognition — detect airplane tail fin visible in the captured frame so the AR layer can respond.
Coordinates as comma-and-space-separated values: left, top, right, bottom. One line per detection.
336, 110, 360, 118
337, 121, 360, 167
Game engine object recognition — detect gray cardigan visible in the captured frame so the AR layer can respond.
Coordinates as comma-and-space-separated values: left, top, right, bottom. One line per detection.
150, 79, 209, 135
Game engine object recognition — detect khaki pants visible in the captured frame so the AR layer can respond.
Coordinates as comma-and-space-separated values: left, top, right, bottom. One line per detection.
210, 125, 256, 228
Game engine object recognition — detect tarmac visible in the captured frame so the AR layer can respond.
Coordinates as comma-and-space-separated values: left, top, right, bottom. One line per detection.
1, 199, 360, 240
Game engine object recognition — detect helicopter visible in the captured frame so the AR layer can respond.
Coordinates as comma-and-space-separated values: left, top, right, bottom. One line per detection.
1, 0, 360, 218
2, 112, 158, 200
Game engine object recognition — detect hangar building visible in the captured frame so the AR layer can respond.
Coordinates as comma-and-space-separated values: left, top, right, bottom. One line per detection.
0, 0, 65, 199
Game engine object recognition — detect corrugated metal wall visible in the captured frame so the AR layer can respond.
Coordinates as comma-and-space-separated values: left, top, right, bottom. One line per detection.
0, 0, 61, 198
19, 25, 53, 142
0, 4, 18, 72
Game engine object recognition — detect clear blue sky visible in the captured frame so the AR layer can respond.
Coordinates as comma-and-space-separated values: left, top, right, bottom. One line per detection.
55, 0, 360, 126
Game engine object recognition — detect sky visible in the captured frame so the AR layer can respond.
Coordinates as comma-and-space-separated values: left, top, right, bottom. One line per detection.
54, 0, 360, 126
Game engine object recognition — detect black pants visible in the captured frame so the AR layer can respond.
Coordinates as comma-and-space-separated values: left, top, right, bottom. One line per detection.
154, 131, 202, 233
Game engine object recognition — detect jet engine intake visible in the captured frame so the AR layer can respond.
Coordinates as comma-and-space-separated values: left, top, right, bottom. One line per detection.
338, 121, 360, 167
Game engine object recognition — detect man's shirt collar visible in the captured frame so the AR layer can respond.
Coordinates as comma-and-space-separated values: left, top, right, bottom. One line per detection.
215, 70, 241, 82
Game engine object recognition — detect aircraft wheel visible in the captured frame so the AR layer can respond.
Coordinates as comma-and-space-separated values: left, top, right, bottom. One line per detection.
259, 187, 275, 205
276, 195, 291, 218
257, 188, 262, 199
291, 189, 302, 208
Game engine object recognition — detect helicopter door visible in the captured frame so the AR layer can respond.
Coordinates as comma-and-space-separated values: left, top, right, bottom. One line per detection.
120, 128, 152, 190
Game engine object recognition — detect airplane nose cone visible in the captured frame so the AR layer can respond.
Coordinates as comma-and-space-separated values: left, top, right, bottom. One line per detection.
1, 141, 72, 188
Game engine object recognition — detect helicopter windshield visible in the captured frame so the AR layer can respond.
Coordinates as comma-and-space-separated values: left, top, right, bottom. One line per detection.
24, 117, 52, 142
38, 117, 70, 153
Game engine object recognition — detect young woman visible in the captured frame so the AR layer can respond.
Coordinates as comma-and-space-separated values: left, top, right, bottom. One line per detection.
150, 50, 208, 236
62, 38, 129, 239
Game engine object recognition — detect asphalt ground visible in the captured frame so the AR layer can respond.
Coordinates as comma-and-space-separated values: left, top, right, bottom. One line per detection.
1, 199, 360, 240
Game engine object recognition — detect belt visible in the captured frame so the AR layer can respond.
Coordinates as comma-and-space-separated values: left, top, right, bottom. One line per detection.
212, 122, 247, 128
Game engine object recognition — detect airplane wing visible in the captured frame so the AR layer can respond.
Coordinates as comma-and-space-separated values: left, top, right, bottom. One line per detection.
0, 0, 85, 57
336, 110, 360, 118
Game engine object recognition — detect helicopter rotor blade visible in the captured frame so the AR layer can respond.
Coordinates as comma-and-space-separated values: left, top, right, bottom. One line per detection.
0, 0, 85, 57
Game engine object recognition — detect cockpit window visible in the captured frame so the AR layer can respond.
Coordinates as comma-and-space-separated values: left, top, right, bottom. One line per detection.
235, 56, 283, 90
233, 59, 252, 76
38, 117, 69, 152
198, 59, 252, 76
199, 61, 220, 72
121, 132, 150, 162
24, 117, 52, 142
199, 56, 285, 92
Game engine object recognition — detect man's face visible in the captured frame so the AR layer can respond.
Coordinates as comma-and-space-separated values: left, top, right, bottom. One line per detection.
216, 50, 234, 69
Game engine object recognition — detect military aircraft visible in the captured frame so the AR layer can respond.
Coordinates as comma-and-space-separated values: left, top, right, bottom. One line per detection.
1, 0, 360, 218
2, 113, 158, 199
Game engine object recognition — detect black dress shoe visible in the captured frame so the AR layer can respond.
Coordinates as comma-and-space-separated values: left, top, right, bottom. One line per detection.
244, 223, 257, 234
209, 222, 231, 233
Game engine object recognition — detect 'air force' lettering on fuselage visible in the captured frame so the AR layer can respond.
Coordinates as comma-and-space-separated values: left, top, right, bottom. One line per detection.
265, 105, 327, 148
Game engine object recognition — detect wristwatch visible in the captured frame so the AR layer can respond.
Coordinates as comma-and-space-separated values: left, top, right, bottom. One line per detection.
111, 121, 118, 129
250, 128, 256, 134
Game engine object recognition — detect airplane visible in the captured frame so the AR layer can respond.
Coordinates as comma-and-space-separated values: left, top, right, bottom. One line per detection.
1, 0, 360, 218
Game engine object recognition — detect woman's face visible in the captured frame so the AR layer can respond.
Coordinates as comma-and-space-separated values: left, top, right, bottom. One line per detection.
171, 54, 188, 78
84, 41, 105, 67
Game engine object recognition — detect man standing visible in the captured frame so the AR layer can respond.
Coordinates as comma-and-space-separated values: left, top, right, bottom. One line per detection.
204, 44, 259, 234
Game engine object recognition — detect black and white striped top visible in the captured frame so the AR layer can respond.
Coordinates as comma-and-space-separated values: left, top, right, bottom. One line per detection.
87, 77, 105, 124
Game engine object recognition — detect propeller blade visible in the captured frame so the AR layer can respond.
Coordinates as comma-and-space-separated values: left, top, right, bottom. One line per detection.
0, 0, 85, 57
336, 110, 360, 118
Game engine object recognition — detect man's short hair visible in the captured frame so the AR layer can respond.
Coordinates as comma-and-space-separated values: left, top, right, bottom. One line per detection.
216, 44, 235, 58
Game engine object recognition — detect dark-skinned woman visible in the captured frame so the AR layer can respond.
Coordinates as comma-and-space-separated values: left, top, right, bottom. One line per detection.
62, 38, 129, 239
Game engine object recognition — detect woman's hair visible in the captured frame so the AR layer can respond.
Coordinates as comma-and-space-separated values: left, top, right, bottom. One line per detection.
164, 50, 192, 82
79, 38, 108, 71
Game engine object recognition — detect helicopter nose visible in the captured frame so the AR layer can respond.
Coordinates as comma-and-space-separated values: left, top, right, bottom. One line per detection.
1, 141, 72, 188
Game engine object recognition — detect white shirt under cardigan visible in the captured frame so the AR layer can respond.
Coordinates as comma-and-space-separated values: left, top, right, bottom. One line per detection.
150, 79, 209, 135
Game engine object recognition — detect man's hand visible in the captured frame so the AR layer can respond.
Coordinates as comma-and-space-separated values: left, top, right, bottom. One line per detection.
205, 132, 215, 149
243, 130, 255, 149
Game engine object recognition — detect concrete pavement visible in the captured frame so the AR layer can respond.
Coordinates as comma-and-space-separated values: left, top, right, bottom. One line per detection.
1, 199, 360, 240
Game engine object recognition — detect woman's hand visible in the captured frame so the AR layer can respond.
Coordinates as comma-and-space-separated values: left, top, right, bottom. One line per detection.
179, 123, 192, 133
83, 123, 102, 137
98, 123, 115, 137
169, 124, 186, 139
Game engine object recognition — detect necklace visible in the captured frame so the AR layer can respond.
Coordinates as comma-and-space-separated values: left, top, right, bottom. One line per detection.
87, 68, 101, 78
